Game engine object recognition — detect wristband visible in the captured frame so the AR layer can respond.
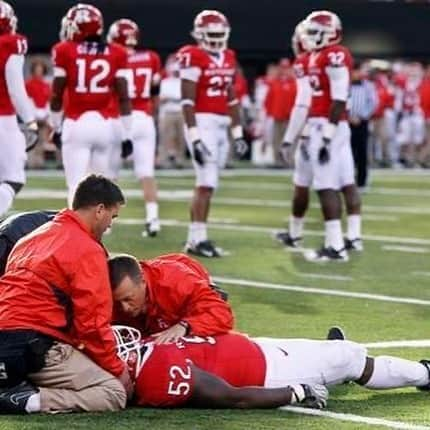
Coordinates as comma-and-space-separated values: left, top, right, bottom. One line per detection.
178, 320, 190, 335
187, 126, 200, 143
181, 99, 195, 107
300, 122, 310, 138
322, 121, 337, 142
231, 125, 244, 139
228, 98, 239, 106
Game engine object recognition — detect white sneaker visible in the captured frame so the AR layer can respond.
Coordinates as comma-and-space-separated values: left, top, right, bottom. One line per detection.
144, 219, 161, 237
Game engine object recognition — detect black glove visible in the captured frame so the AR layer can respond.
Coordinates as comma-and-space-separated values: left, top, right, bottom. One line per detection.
279, 142, 293, 164
192, 139, 211, 166
318, 140, 330, 165
234, 137, 248, 158
23, 121, 39, 152
121, 139, 133, 159
52, 131, 62, 150
290, 383, 328, 409
299, 142, 310, 161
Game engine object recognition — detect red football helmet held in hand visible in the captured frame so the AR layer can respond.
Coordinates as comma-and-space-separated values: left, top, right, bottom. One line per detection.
107, 18, 140, 47
191, 9, 230, 54
0, 1, 17, 35
304, 10, 342, 51
65, 3, 104, 42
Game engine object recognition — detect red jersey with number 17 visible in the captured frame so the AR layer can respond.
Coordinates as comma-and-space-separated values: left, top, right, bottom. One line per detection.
177, 45, 237, 115
135, 333, 266, 407
51, 40, 128, 119
307, 44, 353, 119
0, 33, 28, 116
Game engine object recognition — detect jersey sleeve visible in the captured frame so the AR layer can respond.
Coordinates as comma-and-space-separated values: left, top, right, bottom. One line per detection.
152, 51, 162, 84
177, 46, 202, 82
6, 34, 27, 56
135, 349, 194, 407
51, 42, 68, 78
114, 45, 128, 78
324, 46, 351, 102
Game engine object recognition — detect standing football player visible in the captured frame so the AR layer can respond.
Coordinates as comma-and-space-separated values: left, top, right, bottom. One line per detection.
0, 1, 38, 217
50, 3, 132, 207
107, 19, 161, 236
178, 10, 247, 257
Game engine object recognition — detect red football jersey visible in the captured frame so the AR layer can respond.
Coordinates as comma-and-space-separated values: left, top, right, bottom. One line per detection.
0, 33, 28, 116
177, 45, 237, 115
293, 52, 310, 80
400, 80, 421, 113
307, 44, 353, 119
135, 333, 266, 407
25, 77, 51, 108
51, 40, 128, 119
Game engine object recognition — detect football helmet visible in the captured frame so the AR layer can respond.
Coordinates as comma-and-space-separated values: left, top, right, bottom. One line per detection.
191, 9, 230, 53
65, 3, 103, 42
59, 15, 71, 41
113, 325, 147, 379
291, 20, 308, 56
304, 10, 342, 51
0, 1, 17, 35
107, 18, 139, 47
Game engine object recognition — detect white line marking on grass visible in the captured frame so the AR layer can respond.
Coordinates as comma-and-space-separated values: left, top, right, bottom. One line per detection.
365, 340, 430, 348
296, 273, 353, 282
382, 245, 429, 254
281, 406, 430, 430
412, 272, 430, 277
211, 276, 430, 306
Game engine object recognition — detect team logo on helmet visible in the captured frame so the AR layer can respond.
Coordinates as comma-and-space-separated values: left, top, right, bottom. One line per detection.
192, 10, 230, 53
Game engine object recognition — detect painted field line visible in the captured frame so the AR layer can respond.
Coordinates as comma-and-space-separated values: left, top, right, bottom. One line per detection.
382, 245, 429, 254
212, 276, 430, 306
413, 272, 430, 277
365, 340, 430, 348
115, 218, 430, 246
296, 272, 353, 282
281, 406, 429, 430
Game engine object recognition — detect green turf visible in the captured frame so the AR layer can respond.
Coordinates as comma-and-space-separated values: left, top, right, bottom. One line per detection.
3, 168, 430, 429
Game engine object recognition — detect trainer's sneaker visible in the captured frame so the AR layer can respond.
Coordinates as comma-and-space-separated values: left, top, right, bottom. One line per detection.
417, 360, 430, 391
275, 231, 302, 248
184, 240, 223, 258
305, 246, 349, 262
344, 238, 363, 252
327, 326, 346, 341
0, 381, 38, 414
145, 219, 161, 237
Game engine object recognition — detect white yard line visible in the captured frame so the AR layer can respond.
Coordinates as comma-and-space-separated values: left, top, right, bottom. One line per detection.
412, 272, 430, 277
296, 272, 353, 282
382, 245, 429, 254
211, 276, 430, 306
281, 406, 430, 430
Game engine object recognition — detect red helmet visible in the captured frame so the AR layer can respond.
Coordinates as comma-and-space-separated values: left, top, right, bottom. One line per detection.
0, 1, 17, 35
107, 19, 139, 47
192, 10, 230, 53
65, 3, 104, 42
59, 15, 71, 41
291, 21, 308, 57
304, 10, 342, 51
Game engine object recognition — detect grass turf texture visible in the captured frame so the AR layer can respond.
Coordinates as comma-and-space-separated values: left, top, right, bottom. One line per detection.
4, 167, 430, 429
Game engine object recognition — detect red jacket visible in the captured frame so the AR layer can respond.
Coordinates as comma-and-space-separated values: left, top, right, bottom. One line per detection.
264, 76, 296, 120
114, 253, 234, 336
25, 77, 51, 109
0, 209, 124, 377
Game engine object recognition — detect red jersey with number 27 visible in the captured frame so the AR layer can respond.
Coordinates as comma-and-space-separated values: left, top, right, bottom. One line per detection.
51, 40, 128, 119
0, 33, 28, 116
135, 333, 266, 407
307, 44, 353, 119
177, 45, 237, 115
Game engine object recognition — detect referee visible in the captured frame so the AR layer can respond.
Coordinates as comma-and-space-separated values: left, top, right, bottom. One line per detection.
349, 64, 378, 190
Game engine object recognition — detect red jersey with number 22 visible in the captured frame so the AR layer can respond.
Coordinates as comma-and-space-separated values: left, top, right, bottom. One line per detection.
177, 45, 237, 115
135, 333, 266, 407
51, 40, 128, 119
307, 44, 353, 119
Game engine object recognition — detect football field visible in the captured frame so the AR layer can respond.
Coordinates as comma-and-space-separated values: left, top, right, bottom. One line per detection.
4, 167, 430, 429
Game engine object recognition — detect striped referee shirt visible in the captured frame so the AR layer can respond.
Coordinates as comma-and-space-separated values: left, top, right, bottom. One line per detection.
349, 79, 378, 120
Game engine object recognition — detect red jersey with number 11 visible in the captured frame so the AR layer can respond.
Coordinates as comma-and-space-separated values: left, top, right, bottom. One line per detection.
177, 45, 237, 115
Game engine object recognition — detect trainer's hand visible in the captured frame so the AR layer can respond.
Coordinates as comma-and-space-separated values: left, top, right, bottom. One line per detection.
118, 366, 134, 400
152, 323, 187, 345
121, 139, 133, 158
234, 137, 248, 158
290, 383, 328, 409
192, 139, 211, 166
24, 121, 39, 152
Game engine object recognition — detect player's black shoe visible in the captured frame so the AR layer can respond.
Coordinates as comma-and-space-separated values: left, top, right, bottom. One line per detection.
417, 360, 430, 391
344, 238, 363, 252
0, 381, 38, 414
275, 231, 302, 248
327, 326, 346, 341
305, 246, 349, 262
184, 240, 223, 258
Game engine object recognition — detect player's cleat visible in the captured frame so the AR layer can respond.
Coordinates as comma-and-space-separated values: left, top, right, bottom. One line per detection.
305, 246, 349, 262
145, 219, 161, 237
184, 240, 223, 258
417, 360, 430, 391
327, 326, 346, 341
344, 238, 363, 252
275, 231, 302, 248
0, 381, 38, 414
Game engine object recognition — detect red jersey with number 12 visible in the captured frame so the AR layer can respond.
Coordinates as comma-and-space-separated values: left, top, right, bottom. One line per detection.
177, 45, 237, 115
135, 333, 266, 407
307, 44, 353, 119
51, 40, 128, 119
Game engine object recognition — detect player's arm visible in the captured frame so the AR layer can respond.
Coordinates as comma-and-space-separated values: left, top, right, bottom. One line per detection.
114, 75, 133, 158
227, 84, 248, 157
189, 365, 327, 409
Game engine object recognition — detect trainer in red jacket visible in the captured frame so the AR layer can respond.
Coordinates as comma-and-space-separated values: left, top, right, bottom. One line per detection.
110, 253, 234, 344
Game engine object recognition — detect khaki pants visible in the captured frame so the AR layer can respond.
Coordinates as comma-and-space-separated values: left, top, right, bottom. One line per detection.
28, 342, 126, 413
159, 111, 185, 163
272, 120, 288, 165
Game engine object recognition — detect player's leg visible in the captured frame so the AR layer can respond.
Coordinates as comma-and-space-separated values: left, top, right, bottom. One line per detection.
132, 112, 160, 237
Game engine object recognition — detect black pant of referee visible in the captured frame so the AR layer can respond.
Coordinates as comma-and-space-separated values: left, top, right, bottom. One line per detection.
350, 118, 369, 188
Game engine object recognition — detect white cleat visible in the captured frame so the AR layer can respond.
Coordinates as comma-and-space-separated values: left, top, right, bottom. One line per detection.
144, 218, 161, 237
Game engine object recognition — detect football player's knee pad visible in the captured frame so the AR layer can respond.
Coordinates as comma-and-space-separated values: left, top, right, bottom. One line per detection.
333, 341, 368, 382
4, 181, 23, 195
